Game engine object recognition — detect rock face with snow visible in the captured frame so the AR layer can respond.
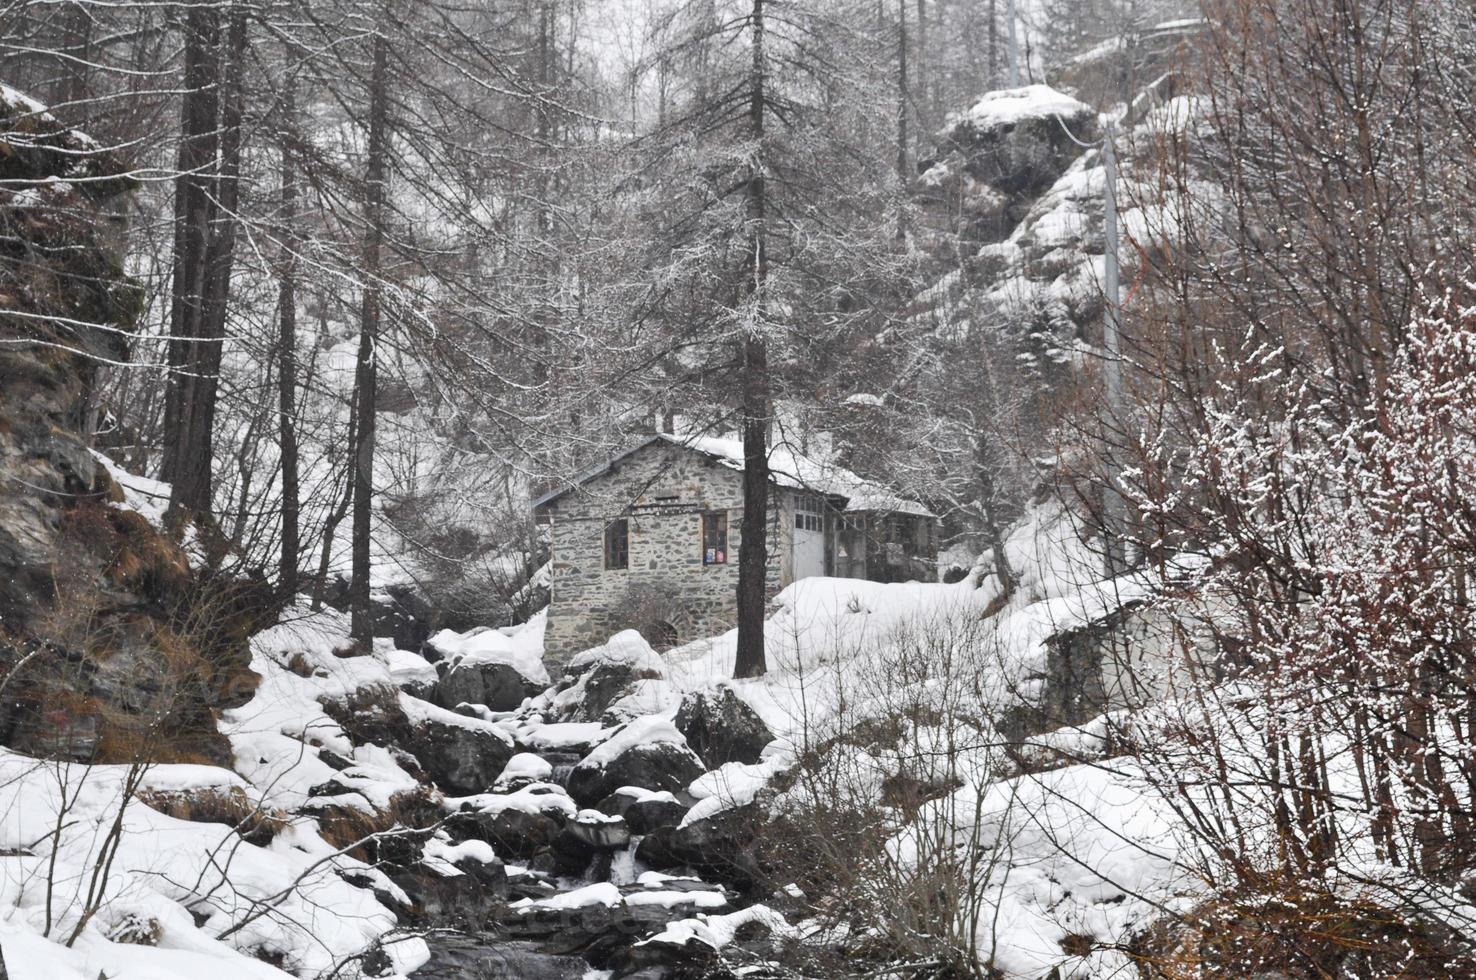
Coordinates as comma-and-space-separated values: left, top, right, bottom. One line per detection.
674, 687, 774, 768
490, 878, 733, 970
402, 698, 517, 795
918, 85, 1097, 244
550, 630, 673, 724
449, 783, 575, 859
0, 88, 258, 765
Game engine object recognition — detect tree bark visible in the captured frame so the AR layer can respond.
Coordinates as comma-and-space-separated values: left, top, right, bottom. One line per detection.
895, 0, 909, 240
163, 4, 221, 522
350, 25, 391, 650
734, 0, 770, 680
163, 8, 247, 528
277, 74, 302, 601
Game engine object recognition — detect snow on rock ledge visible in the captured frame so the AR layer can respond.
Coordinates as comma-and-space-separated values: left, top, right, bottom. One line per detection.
958, 84, 1094, 131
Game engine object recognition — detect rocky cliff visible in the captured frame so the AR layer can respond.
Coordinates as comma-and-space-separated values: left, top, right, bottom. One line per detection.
0, 86, 252, 764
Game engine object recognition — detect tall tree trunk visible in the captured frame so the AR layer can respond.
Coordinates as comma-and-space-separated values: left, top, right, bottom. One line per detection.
913, 0, 926, 128
734, 0, 770, 680
350, 26, 391, 650
163, 4, 221, 522
312, 379, 358, 612
277, 74, 302, 601
163, 8, 246, 528
987, 0, 998, 87
188, 8, 248, 528
61, 4, 92, 121
895, 0, 909, 240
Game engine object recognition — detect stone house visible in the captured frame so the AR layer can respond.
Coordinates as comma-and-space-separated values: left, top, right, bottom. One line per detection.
533, 433, 937, 662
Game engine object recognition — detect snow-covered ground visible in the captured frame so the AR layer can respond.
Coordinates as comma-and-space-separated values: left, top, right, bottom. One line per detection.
0, 485, 1197, 980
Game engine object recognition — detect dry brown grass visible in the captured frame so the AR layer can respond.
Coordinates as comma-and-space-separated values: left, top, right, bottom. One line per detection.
136, 786, 288, 846
1133, 887, 1476, 979
57, 501, 189, 601
93, 723, 226, 767
283, 652, 316, 678
314, 786, 441, 860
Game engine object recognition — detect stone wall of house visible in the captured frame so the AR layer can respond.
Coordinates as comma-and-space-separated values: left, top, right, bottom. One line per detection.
541, 442, 789, 664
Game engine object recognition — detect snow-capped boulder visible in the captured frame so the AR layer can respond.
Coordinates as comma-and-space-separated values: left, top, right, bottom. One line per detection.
551, 630, 669, 723
399, 694, 516, 795
447, 782, 576, 859
674, 686, 775, 768
918, 84, 1096, 244
428, 625, 550, 712
937, 85, 1096, 197
392, 836, 509, 922
434, 661, 544, 713
492, 752, 555, 793
565, 716, 705, 807
565, 808, 632, 850
597, 786, 687, 835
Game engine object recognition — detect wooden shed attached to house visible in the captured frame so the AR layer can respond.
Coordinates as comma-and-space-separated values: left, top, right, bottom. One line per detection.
532, 433, 937, 662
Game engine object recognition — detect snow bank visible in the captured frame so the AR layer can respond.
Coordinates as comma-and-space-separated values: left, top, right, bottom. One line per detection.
662, 575, 997, 742
0, 749, 413, 978
221, 606, 421, 811
887, 761, 1191, 979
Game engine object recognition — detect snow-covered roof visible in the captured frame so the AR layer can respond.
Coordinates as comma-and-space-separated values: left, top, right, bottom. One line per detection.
955, 84, 1092, 131
532, 432, 934, 518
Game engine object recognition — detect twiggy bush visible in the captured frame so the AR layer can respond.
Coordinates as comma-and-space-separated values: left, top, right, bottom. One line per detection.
760, 612, 1018, 979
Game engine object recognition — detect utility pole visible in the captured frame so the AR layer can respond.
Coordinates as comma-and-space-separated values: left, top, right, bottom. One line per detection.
1101, 117, 1125, 576
1005, 0, 1020, 86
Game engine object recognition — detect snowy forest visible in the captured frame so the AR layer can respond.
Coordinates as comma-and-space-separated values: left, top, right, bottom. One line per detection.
3, 0, 1476, 976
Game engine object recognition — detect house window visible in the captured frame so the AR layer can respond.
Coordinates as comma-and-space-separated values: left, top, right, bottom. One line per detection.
703, 512, 728, 564
604, 518, 629, 569
795, 495, 823, 532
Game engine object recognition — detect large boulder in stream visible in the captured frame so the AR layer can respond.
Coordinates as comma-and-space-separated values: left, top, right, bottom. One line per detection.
550, 630, 678, 724
597, 786, 688, 835
399, 695, 516, 795
447, 782, 577, 859
428, 626, 550, 712
674, 687, 774, 768
565, 716, 705, 807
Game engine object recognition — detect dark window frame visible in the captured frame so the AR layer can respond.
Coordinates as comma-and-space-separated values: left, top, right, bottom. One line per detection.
604, 518, 629, 569
795, 494, 823, 532
702, 511, 729, 565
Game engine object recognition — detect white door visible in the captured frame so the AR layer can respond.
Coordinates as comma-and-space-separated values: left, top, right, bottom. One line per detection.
793, 495, 826, 580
